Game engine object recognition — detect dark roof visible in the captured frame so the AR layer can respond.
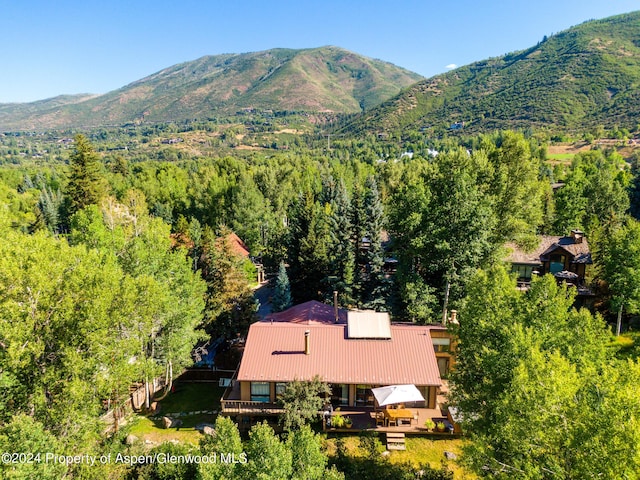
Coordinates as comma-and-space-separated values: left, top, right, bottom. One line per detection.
505, 234, 592, 265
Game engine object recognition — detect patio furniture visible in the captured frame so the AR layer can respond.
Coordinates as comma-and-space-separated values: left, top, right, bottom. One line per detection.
384, 407, 414, 426
372, 385, 425, 408
375, 411, 385, 426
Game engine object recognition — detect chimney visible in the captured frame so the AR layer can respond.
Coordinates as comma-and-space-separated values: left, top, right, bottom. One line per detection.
304, 330, 310, 355
333, 290, 339, 323
570, 229, 584, 244
450, 310, 459, 325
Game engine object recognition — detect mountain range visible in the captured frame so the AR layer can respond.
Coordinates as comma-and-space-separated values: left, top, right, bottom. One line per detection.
0, 47, 422, 131
1, 11, 639, 134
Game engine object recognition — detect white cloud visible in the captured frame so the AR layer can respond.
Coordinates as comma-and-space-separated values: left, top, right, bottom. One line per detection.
445, 64, 457, 70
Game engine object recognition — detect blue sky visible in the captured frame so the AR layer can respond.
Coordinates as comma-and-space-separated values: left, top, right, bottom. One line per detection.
1, 0, 638, 103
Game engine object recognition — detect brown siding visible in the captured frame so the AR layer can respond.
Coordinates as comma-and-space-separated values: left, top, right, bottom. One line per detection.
240, 381, 250, 401
427, 386, 437, 409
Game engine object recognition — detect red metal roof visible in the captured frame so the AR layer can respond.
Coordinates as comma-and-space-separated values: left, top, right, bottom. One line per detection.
263, 300, 347, 324
227, 232, 250, 258
237, 319, 442, 386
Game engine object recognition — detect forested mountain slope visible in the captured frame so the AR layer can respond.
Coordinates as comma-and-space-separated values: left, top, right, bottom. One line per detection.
344, 11, 640, 135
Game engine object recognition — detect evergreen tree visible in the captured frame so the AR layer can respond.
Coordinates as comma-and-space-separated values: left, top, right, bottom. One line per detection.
328, 178, 356, 305
65, 134, 107, 217
272, 261, 292, 312
287, 191, 331, 303
359, 176, 387, 310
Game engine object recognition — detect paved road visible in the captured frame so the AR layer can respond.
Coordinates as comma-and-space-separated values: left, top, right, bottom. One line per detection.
253, 282, 274, 319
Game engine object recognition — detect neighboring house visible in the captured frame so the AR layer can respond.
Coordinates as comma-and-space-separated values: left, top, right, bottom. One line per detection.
505, 229, 593, 295
221, 300, 455, 419
225, 232, 265, 283
226, 232, 250, 258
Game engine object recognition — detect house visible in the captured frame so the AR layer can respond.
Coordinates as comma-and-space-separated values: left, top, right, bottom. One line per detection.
220, 300, 455, 420
226, 232, 251, 258
505, 229, 592, 295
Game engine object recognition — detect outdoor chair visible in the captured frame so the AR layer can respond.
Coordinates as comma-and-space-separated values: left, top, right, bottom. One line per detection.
375, 411, 385, 426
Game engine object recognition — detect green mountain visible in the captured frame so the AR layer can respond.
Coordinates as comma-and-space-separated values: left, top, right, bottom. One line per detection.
345, 11, 640, 135
0, 47, 423, 131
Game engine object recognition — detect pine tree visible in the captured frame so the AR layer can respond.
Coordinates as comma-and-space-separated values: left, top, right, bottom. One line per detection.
360, 176, 387, 310
287, 191, 331, 303
328, 178, 356, 305
272, 261, 292, 312
65, 134, 107, 216
36, 186, 63, 233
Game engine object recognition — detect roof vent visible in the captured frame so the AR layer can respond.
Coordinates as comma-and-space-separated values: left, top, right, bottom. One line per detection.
304, 330, 310, 355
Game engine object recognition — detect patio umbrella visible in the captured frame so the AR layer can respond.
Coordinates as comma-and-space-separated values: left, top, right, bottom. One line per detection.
371, 384, 425, 406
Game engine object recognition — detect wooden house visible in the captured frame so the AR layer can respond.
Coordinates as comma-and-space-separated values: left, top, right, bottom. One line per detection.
220, 301, 456, 422
505, 229, 592, 295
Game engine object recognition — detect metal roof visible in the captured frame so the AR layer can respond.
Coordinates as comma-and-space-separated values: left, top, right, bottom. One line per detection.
237, 320, 442, 386
263, 300, 347, 325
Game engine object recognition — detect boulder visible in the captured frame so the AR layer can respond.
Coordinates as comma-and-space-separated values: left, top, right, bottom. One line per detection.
195, 422, 216, 432
125, 434, 139, 445
162, 416, 182, 429
162, 416, 173, 429
444, 451, 457, 460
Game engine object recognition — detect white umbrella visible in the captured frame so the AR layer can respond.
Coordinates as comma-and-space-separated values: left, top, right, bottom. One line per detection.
371, 384, 425, 406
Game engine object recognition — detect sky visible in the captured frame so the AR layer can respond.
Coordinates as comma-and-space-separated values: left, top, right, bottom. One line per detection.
0, 0, 638, 103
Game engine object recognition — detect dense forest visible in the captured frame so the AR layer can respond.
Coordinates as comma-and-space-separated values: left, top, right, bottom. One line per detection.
1, 121, 640, 478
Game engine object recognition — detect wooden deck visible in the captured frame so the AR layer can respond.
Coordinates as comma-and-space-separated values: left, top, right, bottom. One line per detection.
220, 380, 460, 436
322, 406, 455, 434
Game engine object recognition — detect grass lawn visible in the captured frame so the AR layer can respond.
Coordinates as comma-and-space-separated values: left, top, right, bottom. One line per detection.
126, 416, 205, 445
124, 382, 225, 445
323, 434, 475, 480
158, 382, 225, 414
546, 152, 574, 163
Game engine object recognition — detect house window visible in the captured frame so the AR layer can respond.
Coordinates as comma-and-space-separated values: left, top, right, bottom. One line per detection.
355, 385, 375, 406
511, 264, 533, 281
275, 382, 287, 399
250, 382, 270, 403
432, 337, 451, 353
330, 384, 349, 406
550, 254, 566, 274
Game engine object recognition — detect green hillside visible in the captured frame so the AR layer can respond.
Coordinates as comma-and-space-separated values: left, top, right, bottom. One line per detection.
345, 11, 640, 135
0, 47, 422, 131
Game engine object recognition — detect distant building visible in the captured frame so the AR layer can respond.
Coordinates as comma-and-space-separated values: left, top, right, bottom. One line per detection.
505, 229, 593, 295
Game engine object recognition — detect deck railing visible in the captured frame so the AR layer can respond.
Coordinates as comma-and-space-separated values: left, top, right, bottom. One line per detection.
220, 399, 283, 414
